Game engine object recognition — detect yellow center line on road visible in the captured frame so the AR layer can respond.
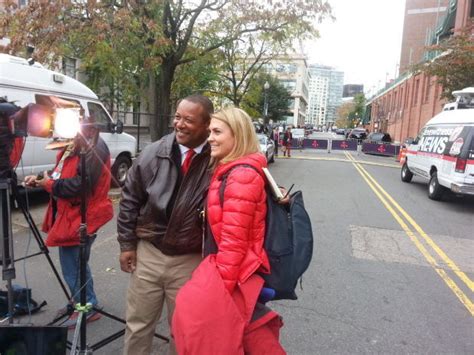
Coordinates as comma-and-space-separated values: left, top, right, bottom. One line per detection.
278, 155, 400, 168
344, 151, 474, 316
345, 152, 474, 293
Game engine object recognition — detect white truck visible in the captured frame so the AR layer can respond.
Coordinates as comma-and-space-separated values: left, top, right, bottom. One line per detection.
0, 54, 137, 186
401, 88, 474, 200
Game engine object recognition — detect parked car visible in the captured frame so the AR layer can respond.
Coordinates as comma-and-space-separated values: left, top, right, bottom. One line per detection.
365, 132, 392, 143
335, 128, 346, 135
257, 133, 275, 163
348, 128, 368, 140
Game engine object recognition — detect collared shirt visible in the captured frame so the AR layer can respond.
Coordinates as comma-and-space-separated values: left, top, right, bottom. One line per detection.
178, 141, 207, 165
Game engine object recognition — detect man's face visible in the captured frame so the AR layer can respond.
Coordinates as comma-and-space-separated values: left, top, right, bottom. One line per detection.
76, 124, 98, 146
82, 125, 98, 140
173, 100, 209, 148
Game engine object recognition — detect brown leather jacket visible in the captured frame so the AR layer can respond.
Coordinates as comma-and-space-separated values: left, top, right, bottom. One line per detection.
117, 133, 211, 255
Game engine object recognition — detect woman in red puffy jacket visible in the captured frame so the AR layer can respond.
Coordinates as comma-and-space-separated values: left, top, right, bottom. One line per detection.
172, 108, 285, 354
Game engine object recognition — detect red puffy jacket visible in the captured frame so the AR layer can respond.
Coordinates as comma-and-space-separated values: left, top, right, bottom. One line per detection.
42, 141, 113, 247
207, 152, 270, 292
173, 256, 284, 355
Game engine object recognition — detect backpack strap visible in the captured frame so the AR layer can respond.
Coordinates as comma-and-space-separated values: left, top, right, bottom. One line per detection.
218, 164, 259, 207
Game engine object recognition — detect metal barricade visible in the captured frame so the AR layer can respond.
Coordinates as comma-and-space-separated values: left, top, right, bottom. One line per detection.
361, 142, 401, 157
330, 139, 358, 152
303, 139, 328, 150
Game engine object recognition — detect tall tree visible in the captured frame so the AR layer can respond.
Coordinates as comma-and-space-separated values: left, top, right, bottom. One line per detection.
348, 93, 366, 127
0, 0, 163, 114
335, 101, 355, 128
171, 52, 220, 105
215, 35, 277, 107
1, 0, 332, 141
416, 21, 474, 100
335, 94, 366, 128
241, 73, 290, 124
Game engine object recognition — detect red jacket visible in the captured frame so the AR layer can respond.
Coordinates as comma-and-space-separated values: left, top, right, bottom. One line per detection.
42, 140, 113, 247
172, 256, 284, 355
207, 152, 270, 293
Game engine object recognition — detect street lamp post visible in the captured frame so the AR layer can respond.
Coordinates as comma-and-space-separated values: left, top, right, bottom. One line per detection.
263, 81, 270, 124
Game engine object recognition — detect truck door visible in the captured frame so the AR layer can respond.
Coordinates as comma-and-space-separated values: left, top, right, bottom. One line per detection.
406, 128, 425, 175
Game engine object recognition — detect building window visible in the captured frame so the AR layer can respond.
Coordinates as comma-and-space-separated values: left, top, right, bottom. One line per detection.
405, 84, 410, 108
133, 101, 141, 125
424, 76, 431, 103
62, 57, 76, 79
413, 79, 419, 106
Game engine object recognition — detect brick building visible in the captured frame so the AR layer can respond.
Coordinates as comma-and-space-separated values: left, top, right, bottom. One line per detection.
367, 0, 472, 144
399, 0, 450, 74
369, 72, 445, 142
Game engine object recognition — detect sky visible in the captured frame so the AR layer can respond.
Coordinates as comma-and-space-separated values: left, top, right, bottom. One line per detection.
304, 0, 406, 96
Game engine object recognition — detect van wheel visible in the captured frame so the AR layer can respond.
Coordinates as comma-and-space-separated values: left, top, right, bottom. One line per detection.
401, 163, 413, 182
428, 172, 445, 200
112, 155, 132, 187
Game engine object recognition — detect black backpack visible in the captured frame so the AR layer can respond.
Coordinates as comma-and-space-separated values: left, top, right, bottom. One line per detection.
216, 164, 313, 300
0, 285, 47, 317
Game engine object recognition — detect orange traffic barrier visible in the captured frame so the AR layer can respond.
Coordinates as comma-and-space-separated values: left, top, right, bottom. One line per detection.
397, 146, 407, 165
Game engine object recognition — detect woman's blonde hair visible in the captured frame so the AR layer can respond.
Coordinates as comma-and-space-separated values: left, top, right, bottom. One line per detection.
211, 107, 260, 165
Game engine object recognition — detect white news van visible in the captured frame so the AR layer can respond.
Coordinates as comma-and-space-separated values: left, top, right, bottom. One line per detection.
401, 88, 474, 200
0, 54, 137, 186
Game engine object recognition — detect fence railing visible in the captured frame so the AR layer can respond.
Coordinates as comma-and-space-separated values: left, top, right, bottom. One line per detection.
283, 138, 401, 156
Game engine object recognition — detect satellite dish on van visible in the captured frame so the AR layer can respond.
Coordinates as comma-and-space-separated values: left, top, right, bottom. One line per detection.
452, 87, 474, 98
444, 87, 474, 111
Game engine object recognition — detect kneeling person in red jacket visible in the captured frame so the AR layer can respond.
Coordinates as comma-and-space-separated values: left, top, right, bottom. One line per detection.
24, 117, 113, 328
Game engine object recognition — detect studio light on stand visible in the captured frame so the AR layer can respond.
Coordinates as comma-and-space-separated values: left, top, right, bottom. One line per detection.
53, 108, 81, 139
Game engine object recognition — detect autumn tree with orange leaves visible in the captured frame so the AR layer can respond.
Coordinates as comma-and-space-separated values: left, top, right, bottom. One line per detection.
417, 21, 474, 100
1, 0, 332, 141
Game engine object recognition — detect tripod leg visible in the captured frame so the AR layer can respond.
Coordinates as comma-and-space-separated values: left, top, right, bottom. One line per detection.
1, 180, 16, 324
12, 185, 71, 301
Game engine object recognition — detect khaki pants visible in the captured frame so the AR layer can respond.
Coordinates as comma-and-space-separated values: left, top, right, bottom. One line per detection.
123, 240, 202, 355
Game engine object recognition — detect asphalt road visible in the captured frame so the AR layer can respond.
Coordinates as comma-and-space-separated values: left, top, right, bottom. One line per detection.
4, 149, 473, 354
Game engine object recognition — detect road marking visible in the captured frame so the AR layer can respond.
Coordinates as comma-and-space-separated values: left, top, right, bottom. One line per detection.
346, 152, 474, 292
345, 151, 474, 316
277, 155, 400, 168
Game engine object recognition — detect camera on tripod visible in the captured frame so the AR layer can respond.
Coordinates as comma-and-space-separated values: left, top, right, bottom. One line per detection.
0, 97, 87, 354
0, 97, 82, 313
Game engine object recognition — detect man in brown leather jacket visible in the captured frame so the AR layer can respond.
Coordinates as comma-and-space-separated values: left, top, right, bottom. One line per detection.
117, 95, 213, 354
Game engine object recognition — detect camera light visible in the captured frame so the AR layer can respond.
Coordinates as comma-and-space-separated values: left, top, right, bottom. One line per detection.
54, 108, 81, 139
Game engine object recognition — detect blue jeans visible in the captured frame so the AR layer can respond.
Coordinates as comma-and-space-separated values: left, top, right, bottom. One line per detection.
58, 235, 98, 307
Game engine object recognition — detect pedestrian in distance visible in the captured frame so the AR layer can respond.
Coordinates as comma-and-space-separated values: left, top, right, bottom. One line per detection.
117, 94, 214, 355
273, 127, 279, 156
24, 112, 113, 329
172, 107, 285, 354
282, 126, 292, 157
